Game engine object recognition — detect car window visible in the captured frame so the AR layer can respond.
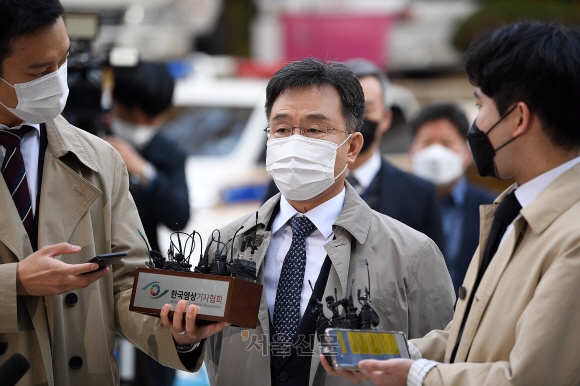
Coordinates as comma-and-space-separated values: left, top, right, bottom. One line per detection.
163, 106, 253, 156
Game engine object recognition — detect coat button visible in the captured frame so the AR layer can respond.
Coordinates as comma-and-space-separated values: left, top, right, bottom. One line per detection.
278, 369, 289, 382
65, 293, 78, 306
458, 286, 467, 300
69, 356, 83, 370
0, 342, 7, 355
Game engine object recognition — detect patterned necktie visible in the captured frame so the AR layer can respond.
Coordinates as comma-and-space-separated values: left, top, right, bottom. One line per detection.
0, 126, 34, 235
450, 190, 521, 362
273, 215, 316, 357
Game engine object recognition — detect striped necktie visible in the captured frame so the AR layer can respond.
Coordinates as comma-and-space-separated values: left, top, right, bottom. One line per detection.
0, 126, 34, 235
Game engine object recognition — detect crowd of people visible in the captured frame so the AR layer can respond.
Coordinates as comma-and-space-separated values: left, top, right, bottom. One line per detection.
1, 1, 579, 385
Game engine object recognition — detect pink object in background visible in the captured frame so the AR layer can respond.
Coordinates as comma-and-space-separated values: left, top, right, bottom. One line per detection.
283, 13, 393, 70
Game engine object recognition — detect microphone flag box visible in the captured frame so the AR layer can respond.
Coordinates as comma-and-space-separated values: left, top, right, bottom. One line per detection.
129, 267, 263, 328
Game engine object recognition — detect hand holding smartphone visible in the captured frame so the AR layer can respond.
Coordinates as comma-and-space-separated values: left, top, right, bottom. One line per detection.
323, 329, 410, 370
82, 252, 127, 274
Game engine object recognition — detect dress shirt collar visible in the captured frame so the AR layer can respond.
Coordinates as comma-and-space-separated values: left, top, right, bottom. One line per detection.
349, 150, 382, 190
272, 187, 346, 239
0, 122, 41, 134
448, 177, 468, 208
514, 156, 580, 209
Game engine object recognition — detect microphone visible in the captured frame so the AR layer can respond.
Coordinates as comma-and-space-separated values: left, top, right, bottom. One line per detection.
0, 353, 30, 386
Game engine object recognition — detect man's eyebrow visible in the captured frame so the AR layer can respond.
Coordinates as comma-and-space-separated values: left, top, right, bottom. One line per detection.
270, 112, 331, 122
27, 45, 71, 70
474, 90, 480, 99
271, 113, 290, 122
304, 113, 330, 122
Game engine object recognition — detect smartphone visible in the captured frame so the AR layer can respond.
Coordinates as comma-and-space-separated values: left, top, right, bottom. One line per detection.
83, 252, 127, 273
322, 328, 410, 371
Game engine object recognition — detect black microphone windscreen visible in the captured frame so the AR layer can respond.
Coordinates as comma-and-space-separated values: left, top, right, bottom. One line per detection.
0, 353, 31, 386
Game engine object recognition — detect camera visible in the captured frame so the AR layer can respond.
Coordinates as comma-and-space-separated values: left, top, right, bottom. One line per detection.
62, 13, 138, 137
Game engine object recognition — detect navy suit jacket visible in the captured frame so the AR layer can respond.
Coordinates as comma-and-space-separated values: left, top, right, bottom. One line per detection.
370, 159, 445, 250
263, 159, 445, 252
449, 182, 496, 289
131, 132, 190, 252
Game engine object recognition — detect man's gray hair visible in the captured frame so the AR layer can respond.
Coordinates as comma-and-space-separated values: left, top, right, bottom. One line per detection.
344, 58, 393, 109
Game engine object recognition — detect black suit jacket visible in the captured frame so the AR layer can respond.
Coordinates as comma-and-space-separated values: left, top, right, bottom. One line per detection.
130, 132, 190, 252
448, 182, 496, 289
263, 159, 445, 251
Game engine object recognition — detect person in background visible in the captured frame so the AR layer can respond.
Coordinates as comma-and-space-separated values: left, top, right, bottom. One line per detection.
107, 61, 189, 253
107, 61, 191, 386
263, 59, 445, 252
409, 103, 495, 290
323, 21, 580, 386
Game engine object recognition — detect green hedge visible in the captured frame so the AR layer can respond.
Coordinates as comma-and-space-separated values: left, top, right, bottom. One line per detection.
452, 0, 580, 51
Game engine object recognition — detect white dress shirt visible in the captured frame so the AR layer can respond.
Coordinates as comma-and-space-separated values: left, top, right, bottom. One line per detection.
348, 150, 382, 192
407, 155, 580, 386
0, 122, 41, 215
264, 188, 346, 321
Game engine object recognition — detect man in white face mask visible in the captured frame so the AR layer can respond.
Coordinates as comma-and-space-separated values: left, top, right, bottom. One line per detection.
202, 58, 455, 386
0, 2, 224, 384
263, 59, 446, 253
409, 103, 495, 290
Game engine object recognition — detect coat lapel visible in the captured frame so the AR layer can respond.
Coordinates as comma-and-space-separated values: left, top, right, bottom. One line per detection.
0, 178, 33, 260
307, 232, 352, 385
256, 234, 272, 348
36, 151, 101, 249
307, 184, 372, 385
454, 215, 525, 362
444, 201, 496, 362
446, 186, 526, 362
21, 117, 101, 386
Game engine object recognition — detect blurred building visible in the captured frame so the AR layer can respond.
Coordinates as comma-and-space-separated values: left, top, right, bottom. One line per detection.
61, 0, 223, 60
251, 0, 478, 73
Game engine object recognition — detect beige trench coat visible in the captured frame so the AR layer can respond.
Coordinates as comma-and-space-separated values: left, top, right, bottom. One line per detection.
204, 184, 455, 386
412, 162, 580, 385
0, 116, 201, 386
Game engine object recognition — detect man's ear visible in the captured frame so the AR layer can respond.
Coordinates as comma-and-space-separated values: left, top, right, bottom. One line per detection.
347, 132, 364, 164
513, 101, 531, 138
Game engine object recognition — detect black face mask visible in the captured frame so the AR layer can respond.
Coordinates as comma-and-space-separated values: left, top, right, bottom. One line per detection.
359, 119, 379, 153
467, 105, 518, 178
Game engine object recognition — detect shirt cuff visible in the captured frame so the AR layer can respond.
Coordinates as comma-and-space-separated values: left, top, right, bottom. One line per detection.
407, 359, 439, 386
407, 341, 423, 360
175, 340, 201, 353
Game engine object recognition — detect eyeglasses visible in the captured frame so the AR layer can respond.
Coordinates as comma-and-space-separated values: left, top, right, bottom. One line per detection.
264, 123, 350, 139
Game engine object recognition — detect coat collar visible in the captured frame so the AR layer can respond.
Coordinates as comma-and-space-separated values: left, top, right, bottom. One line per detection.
492, 163, 580, 235
520, 163, 580, 234
45, 115, 99, 172
333, 182, 372, 245
245, 181, 372, 245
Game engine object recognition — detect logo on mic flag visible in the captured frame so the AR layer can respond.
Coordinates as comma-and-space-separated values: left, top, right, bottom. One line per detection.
141, 281, 169, 299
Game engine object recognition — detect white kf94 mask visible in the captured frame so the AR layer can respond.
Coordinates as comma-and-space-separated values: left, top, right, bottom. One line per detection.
266, 134, 350, 201
412, 143, 465, 186
110, 117, 157, 150
0, 61, 69, 124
